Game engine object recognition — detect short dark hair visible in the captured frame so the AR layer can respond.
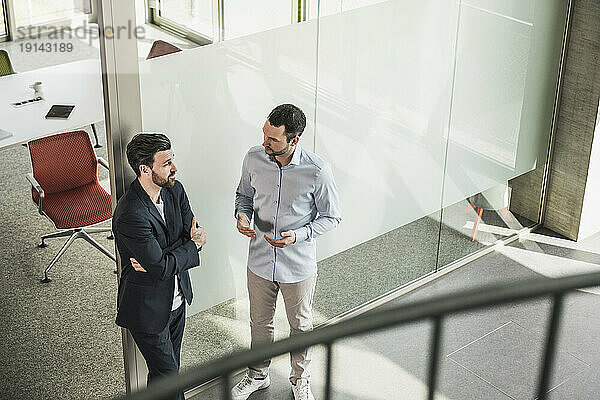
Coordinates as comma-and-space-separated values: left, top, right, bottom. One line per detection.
267, 104, 306, 142
126, 133, 171, 177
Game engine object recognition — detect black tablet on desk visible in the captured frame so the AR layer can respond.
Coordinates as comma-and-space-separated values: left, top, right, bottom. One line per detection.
45, 105, 75, 119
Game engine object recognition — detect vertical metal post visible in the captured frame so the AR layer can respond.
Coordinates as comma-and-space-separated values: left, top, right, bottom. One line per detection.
434, 0, 463, 272
25, 0, 32, 26
4, 0, 17, 41
300, 0, 307, 22
324, 342, 333, 400
87, 0, 98, 23
96, 0, 144, 394
292, 0, 299, 23
536, 294, 565, 400
215, 0, 224, 42
210, 0, 218, 42
537, 0, 574, 227
146, 0, 156, 25
427, 316, 443, 400
293, 0, 307, 23
222, 373, 231, 400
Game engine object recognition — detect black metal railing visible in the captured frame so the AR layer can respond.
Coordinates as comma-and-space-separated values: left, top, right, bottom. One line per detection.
116, 271, 600, 400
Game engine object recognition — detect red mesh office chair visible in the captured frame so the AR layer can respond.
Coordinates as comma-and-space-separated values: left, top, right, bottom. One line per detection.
146, 40, 182, 59
27, 131, 115, 283
0, 49, 15, 77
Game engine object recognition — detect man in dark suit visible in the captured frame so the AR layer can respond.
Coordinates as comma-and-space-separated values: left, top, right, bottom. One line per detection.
113, 133, 207, 400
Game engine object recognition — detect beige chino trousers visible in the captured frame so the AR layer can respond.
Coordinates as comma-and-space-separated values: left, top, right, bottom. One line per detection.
247, 268, 317, 384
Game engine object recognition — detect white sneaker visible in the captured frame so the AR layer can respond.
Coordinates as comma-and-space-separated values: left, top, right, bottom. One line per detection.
231, 373, 270, 400
292, 379, 315, 400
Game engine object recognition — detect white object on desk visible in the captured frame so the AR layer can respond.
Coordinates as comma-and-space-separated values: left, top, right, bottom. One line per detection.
0, 59, 104, 149
29, 81, 44, 100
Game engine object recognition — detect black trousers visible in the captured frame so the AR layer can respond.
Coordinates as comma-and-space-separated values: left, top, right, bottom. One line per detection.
130, 303, 186, 400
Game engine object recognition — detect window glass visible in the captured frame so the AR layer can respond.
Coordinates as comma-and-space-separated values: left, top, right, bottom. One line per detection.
0, 2, 6, 37
223, 0, 292, 40
342, 0, 388, 12
14, 0, 85, 28
158, 0, 213, 39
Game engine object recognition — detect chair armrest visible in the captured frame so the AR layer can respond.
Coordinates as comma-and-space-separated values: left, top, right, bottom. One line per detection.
97, 157, 109, 170
26, 173, 45, 215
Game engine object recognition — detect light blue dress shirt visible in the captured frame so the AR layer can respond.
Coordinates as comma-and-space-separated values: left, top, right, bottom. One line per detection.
235, 144, 342, 283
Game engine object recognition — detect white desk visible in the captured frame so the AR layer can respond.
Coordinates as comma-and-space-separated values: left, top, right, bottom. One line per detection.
0, 59, 104, 149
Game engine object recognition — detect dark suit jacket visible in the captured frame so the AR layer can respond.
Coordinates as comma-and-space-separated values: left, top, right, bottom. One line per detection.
113, 179, 199, 334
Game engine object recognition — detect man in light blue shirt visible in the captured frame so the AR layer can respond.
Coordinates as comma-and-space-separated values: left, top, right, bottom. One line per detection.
232, 104, 341, 400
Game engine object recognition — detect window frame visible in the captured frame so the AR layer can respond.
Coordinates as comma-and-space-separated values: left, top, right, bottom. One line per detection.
148, 0, 309, 46
149, 1, 213, 46
1, 0, 92, 42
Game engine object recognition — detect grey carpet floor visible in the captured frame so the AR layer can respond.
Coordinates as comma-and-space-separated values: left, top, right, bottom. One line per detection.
0, 126, 125, 400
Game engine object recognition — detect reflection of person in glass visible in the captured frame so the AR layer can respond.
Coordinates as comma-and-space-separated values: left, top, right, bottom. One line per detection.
232, 104, 341, 400
113, 133, 207, 400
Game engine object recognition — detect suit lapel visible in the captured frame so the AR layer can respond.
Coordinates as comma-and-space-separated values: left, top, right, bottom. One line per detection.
131, 179, 168, 233
162, 187, 177, 241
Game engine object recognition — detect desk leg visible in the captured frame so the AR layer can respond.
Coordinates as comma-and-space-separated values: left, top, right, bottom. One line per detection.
91, 123, 102, 148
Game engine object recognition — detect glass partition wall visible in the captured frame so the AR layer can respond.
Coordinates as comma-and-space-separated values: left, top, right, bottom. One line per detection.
100, 0, 570, 392
312, 1, 457, 318
437, 0, 568, 267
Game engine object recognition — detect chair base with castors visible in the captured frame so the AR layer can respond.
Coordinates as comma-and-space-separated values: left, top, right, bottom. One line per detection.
39, 227, 116, 283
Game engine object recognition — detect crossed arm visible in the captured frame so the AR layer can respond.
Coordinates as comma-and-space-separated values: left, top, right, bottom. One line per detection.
116, 211, 206, 279
128, 217, 207, 273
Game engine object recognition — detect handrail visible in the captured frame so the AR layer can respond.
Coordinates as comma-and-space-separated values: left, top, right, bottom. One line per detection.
116, 271, 600, 400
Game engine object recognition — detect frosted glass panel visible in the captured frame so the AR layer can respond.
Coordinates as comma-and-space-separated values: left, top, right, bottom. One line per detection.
438, 0, 568, 266
139, 22, 318, 315
313, 1, 404, 20
463, 0, 535, 24
442, 4, 533, 204
443, 0, 567, 207
130, 0, 567, 369
223, 0, 292, 40
315, 1, 342, 18
315, 0, 459, 259
342, 0, 389, 12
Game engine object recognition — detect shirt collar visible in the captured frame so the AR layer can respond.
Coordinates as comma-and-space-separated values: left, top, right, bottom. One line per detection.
289, 144, 302, 166
155, 190, 163, 205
